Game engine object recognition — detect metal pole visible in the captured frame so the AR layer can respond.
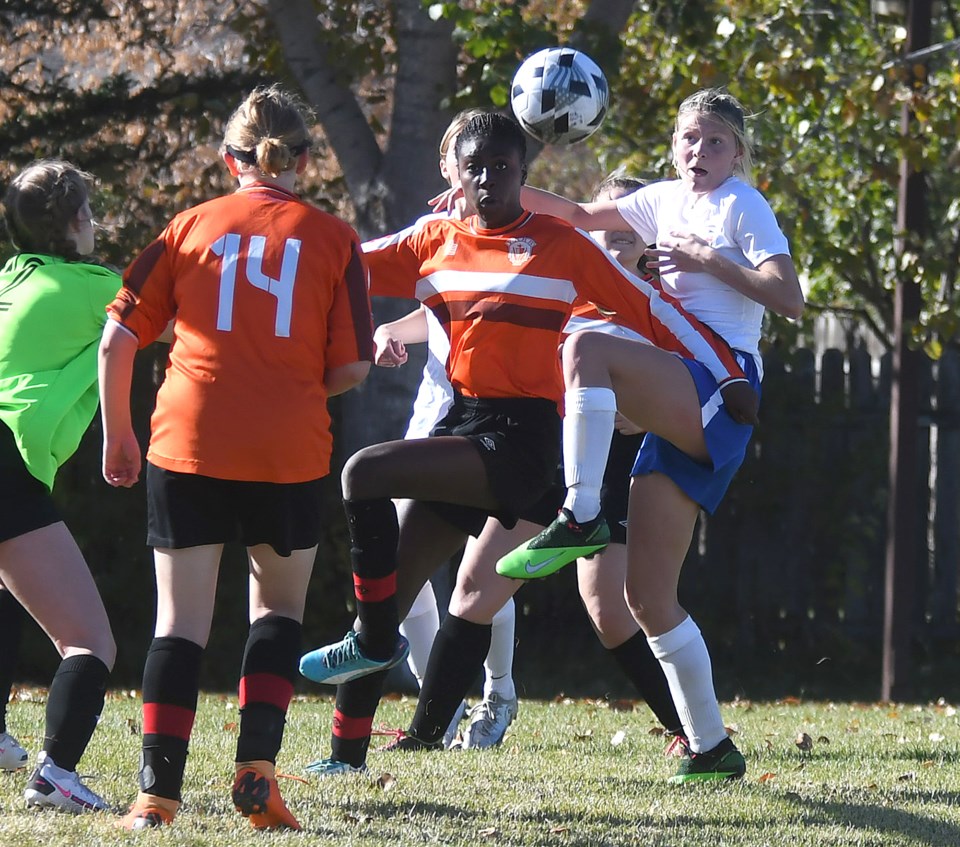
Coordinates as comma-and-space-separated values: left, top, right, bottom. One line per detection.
882, 0, 931, 702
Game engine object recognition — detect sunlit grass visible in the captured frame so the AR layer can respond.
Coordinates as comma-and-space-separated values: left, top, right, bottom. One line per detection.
1, 689, 958, 846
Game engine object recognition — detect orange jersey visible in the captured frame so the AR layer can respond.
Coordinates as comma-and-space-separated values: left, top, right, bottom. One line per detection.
108, 183, 373, 482
364, 212, 743, 407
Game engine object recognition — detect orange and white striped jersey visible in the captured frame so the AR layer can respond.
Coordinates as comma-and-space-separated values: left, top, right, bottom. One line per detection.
364, 211, 743, 407
107, 183, 373, 482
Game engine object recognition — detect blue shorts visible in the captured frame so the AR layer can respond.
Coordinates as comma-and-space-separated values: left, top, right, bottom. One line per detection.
632, 352, 760, 514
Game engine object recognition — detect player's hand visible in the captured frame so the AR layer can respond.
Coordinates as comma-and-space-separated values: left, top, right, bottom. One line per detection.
720, 380, 760, 426
373, 326, 409, 367
614, 412, 644, 436
102, 432, 142, 488
429, 185, 464, 215
643, 231, 711, 275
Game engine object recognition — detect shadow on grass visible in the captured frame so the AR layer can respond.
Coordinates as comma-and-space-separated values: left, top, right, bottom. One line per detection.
780, 788, 960, 846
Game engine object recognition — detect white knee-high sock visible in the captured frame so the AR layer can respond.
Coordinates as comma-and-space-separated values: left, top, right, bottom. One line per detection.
483, 597, 516, 700
399, 583, 440, 688
562, 387, 617, 522
647, 616, 727, 753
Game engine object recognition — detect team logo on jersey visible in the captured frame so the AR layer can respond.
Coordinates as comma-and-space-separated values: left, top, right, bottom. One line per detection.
444, 239, 459, 257
506, 237, 535, 266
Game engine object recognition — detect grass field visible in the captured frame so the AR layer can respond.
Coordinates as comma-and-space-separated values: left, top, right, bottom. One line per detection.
0, 688, 958, 846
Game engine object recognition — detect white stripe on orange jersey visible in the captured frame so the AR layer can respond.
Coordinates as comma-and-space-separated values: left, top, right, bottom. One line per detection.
416, 270, 578, 305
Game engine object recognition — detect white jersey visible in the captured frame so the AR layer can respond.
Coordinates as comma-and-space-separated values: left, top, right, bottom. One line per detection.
404, 306, 454, 439
616, 176, 790, 370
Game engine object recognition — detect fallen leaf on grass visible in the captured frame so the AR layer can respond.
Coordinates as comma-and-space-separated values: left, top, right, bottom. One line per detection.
921, 760, 935, 769
126, 718, 141, 736
610, 730, 626, 747
795, 732, 813, 752
574, 730, 594, 741
550, 825, 570, 834
277, 772, 309, 785
377, 772, 397, 791
478, 827, 498, 838
725, 725, 739, 736
758, 772, 777, 783
929, 732, 945, 743
897, 772, 916, 782
816, 736, 830, 744
780, 696, 802, 705
607, 699, 634, 712
647, 727, 666, 737
223, 721, 238, 733
344, 813, 373, 824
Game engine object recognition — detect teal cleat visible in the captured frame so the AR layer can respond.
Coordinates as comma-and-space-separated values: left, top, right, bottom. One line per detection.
304, 757, 368, 777
299, 630, 409, 685
496, 508, 610, 579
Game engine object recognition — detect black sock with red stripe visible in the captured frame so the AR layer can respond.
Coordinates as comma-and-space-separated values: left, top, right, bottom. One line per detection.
409, 614, 491, 743
140, 636, 203, 801
329, 670, 387, 767
236, 615, 300, 764
0, 589, 26, 734
42, 654, 110, 771
343, 498, 399, 661
609, 630, 683, 734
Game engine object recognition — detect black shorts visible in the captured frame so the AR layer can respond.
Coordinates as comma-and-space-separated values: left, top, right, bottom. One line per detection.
520, 429, 643, 545
0, 422, 61, 543
146, 463, 325, 557
424, 393, 561, 537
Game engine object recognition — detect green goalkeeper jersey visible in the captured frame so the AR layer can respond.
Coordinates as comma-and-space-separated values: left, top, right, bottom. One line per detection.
0, 253, 121, 489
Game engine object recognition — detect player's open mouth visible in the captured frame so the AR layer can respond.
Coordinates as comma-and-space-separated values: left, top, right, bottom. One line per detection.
690, 167, 708, 176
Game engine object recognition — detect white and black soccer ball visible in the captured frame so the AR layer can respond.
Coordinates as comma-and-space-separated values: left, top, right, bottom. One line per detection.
510, 47, 609, 146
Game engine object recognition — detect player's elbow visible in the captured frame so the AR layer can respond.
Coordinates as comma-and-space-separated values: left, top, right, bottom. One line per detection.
325, 361, 371, 396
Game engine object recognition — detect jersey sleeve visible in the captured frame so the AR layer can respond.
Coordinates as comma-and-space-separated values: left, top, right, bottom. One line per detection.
362, 217, 434, 299
325, 239, 375, 369
106, 234, 178, 348
570, 231, 746, 384
84, 264, 124, 328
733, 191, 791, 267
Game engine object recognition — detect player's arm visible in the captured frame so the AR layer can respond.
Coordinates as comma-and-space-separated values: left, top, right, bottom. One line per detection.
519, 186, 627, 231
646, 234, 804, 319
325, 361, 371, 396
373, 305, 429, 368
98, 319, 142, 488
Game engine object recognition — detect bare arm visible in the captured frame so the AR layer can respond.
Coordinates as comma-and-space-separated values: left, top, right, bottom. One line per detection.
325, 361, 371, 396
99, 319, 142, 487
519, 186, 628, 231
372, 305, 430, 367
646, 234, 804, 319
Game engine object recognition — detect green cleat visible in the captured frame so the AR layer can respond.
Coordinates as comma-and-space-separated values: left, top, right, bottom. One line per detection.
667, 737, 746, 784
496, 508, 610, 580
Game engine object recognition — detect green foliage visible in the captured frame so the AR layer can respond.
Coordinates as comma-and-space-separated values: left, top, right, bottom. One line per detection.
599, 1, 960, 353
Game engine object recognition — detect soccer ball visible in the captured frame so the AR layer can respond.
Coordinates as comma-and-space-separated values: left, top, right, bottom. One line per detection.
509, 47, 609, 146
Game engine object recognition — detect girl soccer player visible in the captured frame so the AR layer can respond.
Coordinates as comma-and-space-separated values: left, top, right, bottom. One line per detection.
99, 85, 374, 830
0, 160, 118, 812
497, 88, 804, 782
373, 174, 686, 754
298, 112, 756, 772
372, 108, 520, 754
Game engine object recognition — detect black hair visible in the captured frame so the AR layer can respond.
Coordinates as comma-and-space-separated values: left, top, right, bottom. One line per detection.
454, 112, 527, 164
2, 159, 91, 260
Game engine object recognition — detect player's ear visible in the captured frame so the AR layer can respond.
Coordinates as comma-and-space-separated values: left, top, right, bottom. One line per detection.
222, 151, 240, 177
